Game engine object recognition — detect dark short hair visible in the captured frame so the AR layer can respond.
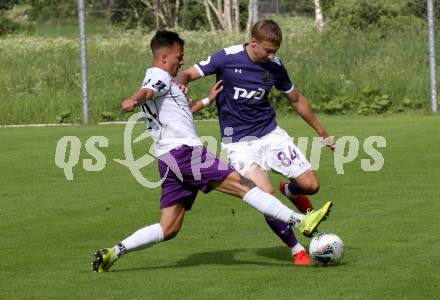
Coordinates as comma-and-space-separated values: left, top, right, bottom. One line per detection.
251, 20, 282, 46
150, 30, 185, 54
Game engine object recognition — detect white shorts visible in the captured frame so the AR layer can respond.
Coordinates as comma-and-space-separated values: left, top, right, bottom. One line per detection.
221, 127, 311, 178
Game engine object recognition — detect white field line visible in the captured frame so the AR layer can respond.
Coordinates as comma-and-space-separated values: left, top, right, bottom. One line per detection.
98, 119, 218, 125
98, 121, 132, 125
0, 123, 74, 128
0, 119, 218, 128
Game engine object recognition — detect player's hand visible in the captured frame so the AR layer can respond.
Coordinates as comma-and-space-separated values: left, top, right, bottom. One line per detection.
320, 134, 336, 151
207, 80, 223, 103
122, 99, 136, 112
176, 83, 189, 94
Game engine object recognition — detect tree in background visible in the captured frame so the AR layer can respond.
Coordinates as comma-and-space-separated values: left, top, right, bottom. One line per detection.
180, 0, 210, 30
313, 0, 324, 31
110, 0, 183, 30
29, 0, 78, 21
405, 0, 440, 19
0, 0, 33, 35
2, 0, 439, 34
202, 0, 240, 32
139, 0, 181, 28
1, 0, 21, 11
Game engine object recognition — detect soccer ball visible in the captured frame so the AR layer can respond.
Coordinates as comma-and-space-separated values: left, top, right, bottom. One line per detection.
309, 233, 344, 266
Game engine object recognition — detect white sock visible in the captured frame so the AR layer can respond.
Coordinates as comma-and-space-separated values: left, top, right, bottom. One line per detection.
243, 187, 304, 226
291, 243, 306, 255
115, 223, 164, 255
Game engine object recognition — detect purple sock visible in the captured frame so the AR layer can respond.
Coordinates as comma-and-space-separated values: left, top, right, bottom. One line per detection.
264, 216, 298, 248
287, 183, 303, 195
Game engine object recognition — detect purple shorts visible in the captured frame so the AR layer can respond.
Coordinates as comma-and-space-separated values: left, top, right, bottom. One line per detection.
158, 145, 235, 210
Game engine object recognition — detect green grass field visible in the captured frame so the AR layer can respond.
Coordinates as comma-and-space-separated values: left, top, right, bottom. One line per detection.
1, 115, 439, 299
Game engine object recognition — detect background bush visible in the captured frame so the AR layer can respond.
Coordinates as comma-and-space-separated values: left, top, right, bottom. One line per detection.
0, 14, 436, 124
0, 0, 439, 123
327, 0, 440, 30
0, 2, 33, 35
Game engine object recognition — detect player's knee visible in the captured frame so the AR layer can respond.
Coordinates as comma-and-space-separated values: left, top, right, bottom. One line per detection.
304, 181, 320, 195
236, 175, 257, 197
239, 175, 256, 190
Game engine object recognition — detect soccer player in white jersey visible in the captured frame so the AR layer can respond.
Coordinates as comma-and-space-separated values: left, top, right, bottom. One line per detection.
175, 20, 336, 265
92, 30, 332, 272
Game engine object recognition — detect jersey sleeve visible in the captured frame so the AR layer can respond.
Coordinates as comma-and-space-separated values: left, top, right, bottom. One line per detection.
140, 69, 171, 97
194, 50, 225, 77
274, 60, 294, 94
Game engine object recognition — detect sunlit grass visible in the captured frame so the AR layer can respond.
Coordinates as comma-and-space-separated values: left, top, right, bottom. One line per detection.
0, 115, 439, 298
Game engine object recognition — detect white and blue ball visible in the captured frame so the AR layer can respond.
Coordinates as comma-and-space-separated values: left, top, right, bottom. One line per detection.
309, 233, 344, 266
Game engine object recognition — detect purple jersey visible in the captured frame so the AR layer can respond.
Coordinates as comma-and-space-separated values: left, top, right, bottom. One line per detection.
194, 44, 294, 142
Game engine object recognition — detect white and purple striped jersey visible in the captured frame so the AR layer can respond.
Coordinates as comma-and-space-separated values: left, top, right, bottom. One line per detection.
140, 67, 202, 157
195, 44, 294, 142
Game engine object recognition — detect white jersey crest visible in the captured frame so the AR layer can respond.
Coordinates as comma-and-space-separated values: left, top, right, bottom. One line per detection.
140, 67, 201, 156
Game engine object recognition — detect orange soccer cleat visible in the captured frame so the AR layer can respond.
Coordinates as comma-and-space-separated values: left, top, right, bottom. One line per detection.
293, 250, 312, 266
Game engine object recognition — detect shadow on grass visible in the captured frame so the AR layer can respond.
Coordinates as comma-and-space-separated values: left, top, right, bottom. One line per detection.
90, 245, 351, 273
112, 246, 293, 272
255, 246, 289, 261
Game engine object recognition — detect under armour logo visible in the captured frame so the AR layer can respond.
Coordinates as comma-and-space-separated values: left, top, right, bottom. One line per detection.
234, 68, 242, 74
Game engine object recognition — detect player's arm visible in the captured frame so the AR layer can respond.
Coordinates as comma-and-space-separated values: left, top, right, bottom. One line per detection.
285, 89, 335, 150
175, 66, 202, 85
189, 80, 223, 113
121, 88, 155, 112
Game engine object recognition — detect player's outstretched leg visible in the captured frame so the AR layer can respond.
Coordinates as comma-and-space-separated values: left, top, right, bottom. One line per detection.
242, 165, 311, 264
211, 172, 332, 237
92, 203, 185, 272
92, 222, 165, 273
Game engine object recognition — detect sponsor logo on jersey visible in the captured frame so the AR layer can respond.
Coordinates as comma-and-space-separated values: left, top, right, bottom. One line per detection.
152, 80, 166, 92
233, 87, 266, 100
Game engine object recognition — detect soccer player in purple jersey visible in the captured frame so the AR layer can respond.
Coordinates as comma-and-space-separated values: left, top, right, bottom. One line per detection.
92, 30, 332, 272
176, 20, 336, 265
